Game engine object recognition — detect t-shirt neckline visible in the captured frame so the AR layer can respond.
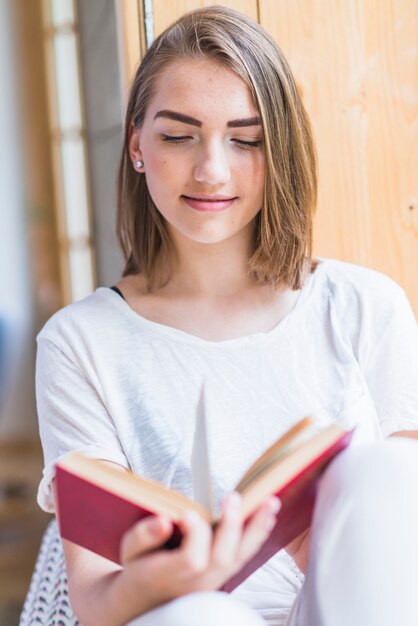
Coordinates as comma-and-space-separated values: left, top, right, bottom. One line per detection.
100, 260, 322, 348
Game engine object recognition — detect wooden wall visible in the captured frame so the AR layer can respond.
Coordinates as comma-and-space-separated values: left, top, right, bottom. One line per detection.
14, 0, 62, 324
150, 0, 418, 313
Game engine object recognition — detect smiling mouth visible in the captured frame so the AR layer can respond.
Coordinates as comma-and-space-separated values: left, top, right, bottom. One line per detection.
181, 195, 237, 212
183, 195, 237, 201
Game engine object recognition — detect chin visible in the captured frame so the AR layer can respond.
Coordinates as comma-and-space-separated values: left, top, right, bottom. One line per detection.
184, 229, 237, 245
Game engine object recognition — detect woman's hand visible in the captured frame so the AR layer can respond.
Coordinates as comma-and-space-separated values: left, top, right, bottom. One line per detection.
115, 492, 281, 615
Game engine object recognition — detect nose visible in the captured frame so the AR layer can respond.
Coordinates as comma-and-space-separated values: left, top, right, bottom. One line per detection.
193, 141, 231, 186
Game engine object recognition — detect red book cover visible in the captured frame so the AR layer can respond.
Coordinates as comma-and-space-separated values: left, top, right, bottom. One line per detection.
54, 468, 184, 563
55, 428, 353, 592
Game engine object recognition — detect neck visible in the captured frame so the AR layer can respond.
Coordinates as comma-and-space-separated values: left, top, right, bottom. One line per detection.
163, 223, 258, 298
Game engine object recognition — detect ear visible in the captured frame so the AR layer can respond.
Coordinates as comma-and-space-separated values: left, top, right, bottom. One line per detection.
128, 123, 145, 170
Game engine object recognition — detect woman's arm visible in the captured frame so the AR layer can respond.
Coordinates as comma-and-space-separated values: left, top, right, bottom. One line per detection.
61, 463, 161, 626
63, 541, 131, 626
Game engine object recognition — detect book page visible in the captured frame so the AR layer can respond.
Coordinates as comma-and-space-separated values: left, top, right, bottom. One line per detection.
191, 384, 214, 518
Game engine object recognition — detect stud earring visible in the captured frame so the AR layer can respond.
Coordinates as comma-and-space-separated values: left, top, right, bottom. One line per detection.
135, 160, 144, 169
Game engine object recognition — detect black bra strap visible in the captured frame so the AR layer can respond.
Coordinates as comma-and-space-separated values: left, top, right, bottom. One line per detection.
110, 285, 125, 301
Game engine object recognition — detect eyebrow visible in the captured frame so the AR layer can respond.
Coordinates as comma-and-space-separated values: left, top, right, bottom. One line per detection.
153, 110, 261, 128
228, 116, 261, 128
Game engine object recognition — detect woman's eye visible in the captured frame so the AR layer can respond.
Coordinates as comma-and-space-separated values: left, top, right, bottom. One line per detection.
161, 134, 191, 144
233, 139, 263, 150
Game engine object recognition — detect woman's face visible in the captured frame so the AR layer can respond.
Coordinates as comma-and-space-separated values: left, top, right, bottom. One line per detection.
130, 58, 265, 249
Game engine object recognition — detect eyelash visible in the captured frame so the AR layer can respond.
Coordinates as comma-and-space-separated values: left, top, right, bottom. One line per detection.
161, 135, 189, 145
161, 135, 263, 150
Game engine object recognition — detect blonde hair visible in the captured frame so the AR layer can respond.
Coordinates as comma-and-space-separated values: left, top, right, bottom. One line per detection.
117, 5, 318, 290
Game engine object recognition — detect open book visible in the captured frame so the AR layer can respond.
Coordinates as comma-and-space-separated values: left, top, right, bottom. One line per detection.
54, 412, 353, 592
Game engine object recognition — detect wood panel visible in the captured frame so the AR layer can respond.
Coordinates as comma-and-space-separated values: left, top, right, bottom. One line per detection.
153, 0, 258, 37
115, 0, 144, 108
14, 0, 62, 324
259, 0, 418, 312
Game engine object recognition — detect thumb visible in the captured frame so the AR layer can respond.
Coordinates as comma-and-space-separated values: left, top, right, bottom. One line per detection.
120, 515, 173, 564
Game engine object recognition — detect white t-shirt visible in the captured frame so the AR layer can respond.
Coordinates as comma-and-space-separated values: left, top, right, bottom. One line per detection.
35, 257, 418, 625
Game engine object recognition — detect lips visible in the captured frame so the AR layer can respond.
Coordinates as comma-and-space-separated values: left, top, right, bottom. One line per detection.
182, 195, 237, 212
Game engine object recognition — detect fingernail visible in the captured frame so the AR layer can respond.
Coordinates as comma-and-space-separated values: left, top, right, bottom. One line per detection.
265, 514, 277, 531
147, 517, 161, 534
228, 492, 241, 508
268, 496, 281, 514
184, 510, 199, 526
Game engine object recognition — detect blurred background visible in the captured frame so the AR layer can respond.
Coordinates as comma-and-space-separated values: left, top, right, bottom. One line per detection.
0, 0, 416, 624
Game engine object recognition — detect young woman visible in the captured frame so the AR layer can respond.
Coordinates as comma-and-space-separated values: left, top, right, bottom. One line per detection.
23, 6, 418, 626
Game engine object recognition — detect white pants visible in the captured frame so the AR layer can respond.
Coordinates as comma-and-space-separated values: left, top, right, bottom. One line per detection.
128, 438, 418, 626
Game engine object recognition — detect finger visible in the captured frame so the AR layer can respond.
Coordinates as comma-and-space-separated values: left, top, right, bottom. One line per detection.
211, 492, 243, 567
174, 511, 212, 578
120, 515, 173, 564
237, 496, 281, 564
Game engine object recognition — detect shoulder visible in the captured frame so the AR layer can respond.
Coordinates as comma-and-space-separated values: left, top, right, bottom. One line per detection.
309, 258, 415, 349
313, 257, 406, 311
37, 288, 115, 350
